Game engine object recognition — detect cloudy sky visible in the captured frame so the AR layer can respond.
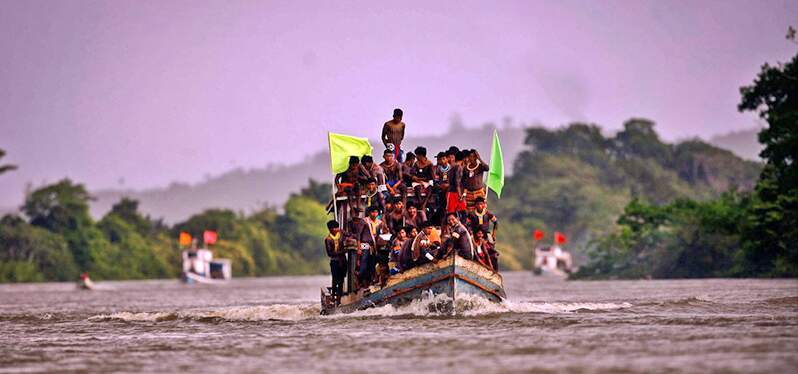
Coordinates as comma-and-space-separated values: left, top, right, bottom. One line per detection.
1, 0, 795, 207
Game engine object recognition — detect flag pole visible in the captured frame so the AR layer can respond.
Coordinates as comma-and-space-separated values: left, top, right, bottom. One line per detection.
328, 132, 339, 222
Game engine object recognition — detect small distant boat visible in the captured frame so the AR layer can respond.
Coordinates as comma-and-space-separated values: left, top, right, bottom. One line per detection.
181, 248, 231, 284
77, 272, 94, 290
321, 255, 505, 315
533, 245, 573, 277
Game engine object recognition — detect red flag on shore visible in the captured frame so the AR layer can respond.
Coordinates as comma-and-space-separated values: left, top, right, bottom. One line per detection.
533, 229, 545, 241
203, 230, 218, 245
554, 231, 567, 245
178, 232, 192, 247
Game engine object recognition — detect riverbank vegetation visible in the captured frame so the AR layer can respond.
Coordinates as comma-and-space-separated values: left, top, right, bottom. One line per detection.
571, 49, 797, 279
0, 177, 332, 282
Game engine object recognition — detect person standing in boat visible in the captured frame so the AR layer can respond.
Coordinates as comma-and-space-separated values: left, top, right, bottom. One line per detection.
325, 220, 347, 303
432, 151, 451, 226
462, 149, 489, 213
444, 212, 475, 260
412, 146, 434, 208
446, 151, 467, 222
358, 206, 384, 286
382, 108, 406, 162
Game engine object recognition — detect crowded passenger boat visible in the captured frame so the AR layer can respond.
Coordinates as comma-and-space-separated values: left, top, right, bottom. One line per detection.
321, 108, 506, 314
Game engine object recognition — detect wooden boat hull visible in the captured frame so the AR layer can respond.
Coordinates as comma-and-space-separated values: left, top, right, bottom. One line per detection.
321, 255, 505, 315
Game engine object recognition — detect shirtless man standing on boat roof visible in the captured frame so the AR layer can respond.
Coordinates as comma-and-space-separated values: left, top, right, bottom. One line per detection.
382, 108, 406, 162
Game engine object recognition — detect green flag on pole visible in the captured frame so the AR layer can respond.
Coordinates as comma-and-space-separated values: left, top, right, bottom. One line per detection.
328, 132, 373, 174
486, 130, 505, 198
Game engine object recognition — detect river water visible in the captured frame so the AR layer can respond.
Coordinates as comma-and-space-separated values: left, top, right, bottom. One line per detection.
1, 273, 796, 373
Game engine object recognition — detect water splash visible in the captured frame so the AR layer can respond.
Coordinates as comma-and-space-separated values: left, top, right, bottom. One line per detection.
88, 296, 632, 323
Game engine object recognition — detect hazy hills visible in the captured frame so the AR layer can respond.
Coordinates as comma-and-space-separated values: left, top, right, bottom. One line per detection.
86, 124, 762, 223
708, 127, 763, 161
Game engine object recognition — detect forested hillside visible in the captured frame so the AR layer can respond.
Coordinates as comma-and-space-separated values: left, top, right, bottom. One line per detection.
490, 118, 761, 269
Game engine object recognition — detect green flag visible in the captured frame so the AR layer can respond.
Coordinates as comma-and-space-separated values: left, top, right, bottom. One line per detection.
328, 132, 373, 174
486, 130, 505, 198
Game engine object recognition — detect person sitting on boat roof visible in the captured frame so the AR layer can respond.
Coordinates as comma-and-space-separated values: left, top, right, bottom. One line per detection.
380, 148, 406, 201
462, 149, 489, 213
444, 212, 475, 260
325, 220, 347, 303
382, 108, 406, 162
335, 156, 363, 198
412, 146, 434, 208
467, 197, 498, 244
361, 155, 384, 184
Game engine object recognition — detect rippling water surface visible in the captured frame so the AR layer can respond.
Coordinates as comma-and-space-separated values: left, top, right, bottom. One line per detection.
1, 273, 796, 373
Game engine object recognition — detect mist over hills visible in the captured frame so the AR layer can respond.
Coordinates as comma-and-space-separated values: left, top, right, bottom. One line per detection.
708, 127, 763, 161
90, 124, 528, 223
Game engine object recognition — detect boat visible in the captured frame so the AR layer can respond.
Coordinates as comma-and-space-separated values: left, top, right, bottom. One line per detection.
77, 272, 94, 290
532, 245, 573, 276
181, 248, 232, 284
321, 254, 505, 315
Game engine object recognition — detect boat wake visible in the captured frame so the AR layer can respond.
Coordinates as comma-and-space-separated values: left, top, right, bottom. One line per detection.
88, 296, 631, 323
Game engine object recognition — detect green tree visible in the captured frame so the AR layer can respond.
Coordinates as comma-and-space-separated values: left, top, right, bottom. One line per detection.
0, 215, 79, 282
738, 49, 798, 277
275, 195, 329, 272
22, 179, 119, 278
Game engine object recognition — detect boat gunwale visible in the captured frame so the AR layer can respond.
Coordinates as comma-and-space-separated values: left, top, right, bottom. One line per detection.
327, 255, 504, 313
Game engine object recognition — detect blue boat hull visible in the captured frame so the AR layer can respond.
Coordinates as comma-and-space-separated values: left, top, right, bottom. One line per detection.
321, 255, 505, 315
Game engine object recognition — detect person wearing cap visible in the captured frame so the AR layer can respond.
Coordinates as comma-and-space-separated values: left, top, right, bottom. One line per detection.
382, 108, 406, 162
324, 220, 347, 303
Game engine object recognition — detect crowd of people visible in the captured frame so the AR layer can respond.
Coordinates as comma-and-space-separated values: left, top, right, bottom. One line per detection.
324, 109, 500, 303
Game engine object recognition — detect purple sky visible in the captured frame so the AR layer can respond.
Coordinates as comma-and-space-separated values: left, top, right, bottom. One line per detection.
1, 0, 795, 207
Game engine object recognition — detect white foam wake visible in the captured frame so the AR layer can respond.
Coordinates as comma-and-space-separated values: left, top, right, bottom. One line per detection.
88, 297, 632, 322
